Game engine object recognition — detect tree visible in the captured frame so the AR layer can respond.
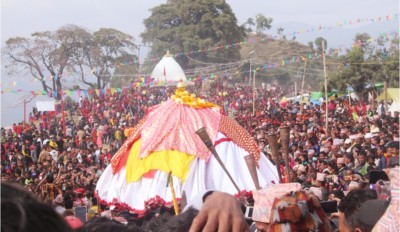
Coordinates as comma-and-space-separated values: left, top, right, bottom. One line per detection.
243, 14, 273, 35
3, 25, 93, 98
3, 25, 138, 95
254, 14, 273, 35
308, 41, 314, 51
3, 36, 52, 93
277, 27, 284, 39
314, 37, 327, 53
329, 33, 399, 98
140, 0, 246, 69
77, 28, 138, 89
242, 17, 255, 33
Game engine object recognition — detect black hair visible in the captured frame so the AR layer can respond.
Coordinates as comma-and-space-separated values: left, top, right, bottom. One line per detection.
1, 183, 71, 232
63, 193, 74, 209
388, 141, 400, 149
46, 174, 54, 183
143, 207, 199, 232
78, 217, 142, 232
330, 190, 345, 200
338, 189, 377, 230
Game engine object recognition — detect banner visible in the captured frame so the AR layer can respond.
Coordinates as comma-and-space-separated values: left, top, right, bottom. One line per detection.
36, 101, 56, 112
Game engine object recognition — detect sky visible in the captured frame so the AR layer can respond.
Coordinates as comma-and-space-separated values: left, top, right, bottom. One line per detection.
1, 0, 399, 126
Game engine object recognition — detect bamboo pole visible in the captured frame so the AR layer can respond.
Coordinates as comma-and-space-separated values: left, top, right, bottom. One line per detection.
322, 41, 328, 134
168, 172, 180, 215
300, 59, 307, 110
384, 80, 388, 111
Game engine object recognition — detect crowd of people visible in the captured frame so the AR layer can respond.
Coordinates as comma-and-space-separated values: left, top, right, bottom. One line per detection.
1, 78, 399, 231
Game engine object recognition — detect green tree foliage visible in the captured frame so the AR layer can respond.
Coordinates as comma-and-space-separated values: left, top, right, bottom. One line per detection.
243, 14, 273, 35
277, 27, 284, 39
79, 28, 138, 89
329, 33, 399, 97
314, 37, 327, 53
140, 0, 246, 69
255, 14, 273, 35
308, 41, 314, 51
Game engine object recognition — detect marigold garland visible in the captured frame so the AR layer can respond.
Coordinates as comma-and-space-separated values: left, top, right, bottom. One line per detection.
171, 82, 217, 109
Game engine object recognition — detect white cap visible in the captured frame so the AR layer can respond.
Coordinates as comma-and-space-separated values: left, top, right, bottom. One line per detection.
337, 157, 345, 164
316, 172, 326, 182
344, 139, 352, 144
298, 165, 306, 172
333, 139, 344, 146
365, 133, 373, 139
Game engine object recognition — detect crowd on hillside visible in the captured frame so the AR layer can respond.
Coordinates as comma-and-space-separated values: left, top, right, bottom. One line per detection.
1, 79, 399, 231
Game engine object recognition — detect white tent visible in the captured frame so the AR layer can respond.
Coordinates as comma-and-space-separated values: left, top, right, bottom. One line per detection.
151, 51, 187, 83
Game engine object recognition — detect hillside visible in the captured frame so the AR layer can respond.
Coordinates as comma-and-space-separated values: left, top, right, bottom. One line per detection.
238, 35, 331, 92
240, 35, 313, 64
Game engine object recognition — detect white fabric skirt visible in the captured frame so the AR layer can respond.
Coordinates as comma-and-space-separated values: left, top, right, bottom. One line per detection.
96, 132, 279, 214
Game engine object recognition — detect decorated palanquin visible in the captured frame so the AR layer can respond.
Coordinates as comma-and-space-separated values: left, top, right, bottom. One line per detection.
96, 82, 279, 215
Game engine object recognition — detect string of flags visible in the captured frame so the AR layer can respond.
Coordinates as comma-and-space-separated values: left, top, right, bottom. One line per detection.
1, 22, 398, 95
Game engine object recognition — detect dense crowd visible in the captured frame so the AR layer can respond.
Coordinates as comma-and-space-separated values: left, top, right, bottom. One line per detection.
1, 79, 399, 231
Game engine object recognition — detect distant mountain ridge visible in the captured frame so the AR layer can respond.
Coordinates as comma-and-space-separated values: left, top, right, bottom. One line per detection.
270, 19, 397, 48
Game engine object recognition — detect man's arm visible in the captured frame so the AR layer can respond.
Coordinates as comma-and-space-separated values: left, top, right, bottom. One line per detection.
189, 191, 249, 232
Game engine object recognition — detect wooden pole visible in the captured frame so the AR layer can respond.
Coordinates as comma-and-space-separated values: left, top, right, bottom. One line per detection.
348, 87, 352, 105
252, 70, 256, 115
96, 190, 101, 216
322, 41, 328, 134
248, 58, 252, 86
300, 59, 307, 111
61, 98, 66, 136
23, 99, 26, 126
384, 80, 388, 112
195, 128, 245, 199
168, 172, 180, 215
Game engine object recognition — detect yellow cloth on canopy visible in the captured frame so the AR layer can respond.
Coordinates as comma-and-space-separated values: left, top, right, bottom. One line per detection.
125, 139, 195, 183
